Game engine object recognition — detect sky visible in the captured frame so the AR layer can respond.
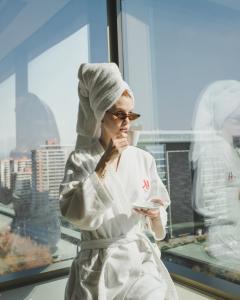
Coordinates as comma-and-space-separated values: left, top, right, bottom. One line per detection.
122, 0, 240, 130
0, 24, 89, 159
28, 26, 89, 146
1, 0, 240, 158
0, 0, 107, 159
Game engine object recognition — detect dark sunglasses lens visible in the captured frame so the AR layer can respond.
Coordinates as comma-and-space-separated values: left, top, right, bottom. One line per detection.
116, 113, 127, 120
114, 112, 140, 120
129, 113, 140, 120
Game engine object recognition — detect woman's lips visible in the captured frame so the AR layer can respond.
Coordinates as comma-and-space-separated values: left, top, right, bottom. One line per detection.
120, 128, 128, 132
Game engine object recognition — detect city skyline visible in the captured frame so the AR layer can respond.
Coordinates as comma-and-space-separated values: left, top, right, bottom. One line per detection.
0, 140, 73, 248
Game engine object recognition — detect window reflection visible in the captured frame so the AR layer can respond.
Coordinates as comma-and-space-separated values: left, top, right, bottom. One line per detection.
190, 80, 240, 278
28, 26, 89, 146
0, 75, 16, 159
0, 0, 108, 278
122, 0, 240, 296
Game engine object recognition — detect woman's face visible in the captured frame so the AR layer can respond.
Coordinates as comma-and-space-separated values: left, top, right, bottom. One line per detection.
101, 94, 134, 139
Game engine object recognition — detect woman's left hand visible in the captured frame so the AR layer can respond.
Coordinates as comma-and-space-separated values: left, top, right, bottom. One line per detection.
133, 198, 164, 220
133, 207, 160, 219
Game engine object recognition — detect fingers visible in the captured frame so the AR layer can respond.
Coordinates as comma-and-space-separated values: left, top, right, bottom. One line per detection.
103, 132, 129, 163
113, 135, 128, 147
133, 208, 160, 219
116, 132, 128, 139
150, 198, 165, 206
110, 134, 129, 154
134, 208, 145, 215
147, 210, 160, 219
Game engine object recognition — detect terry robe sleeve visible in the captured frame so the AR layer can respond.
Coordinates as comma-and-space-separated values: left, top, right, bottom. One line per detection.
59, 151, 114, 230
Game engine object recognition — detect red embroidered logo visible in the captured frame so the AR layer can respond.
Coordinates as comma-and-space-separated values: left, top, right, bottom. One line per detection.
142, 179, 150, 191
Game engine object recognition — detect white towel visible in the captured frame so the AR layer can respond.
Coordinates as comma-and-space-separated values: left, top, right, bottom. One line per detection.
76, 63, 133, 145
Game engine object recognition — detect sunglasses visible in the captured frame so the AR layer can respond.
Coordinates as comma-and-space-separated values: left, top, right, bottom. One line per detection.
106, 110, 141, 121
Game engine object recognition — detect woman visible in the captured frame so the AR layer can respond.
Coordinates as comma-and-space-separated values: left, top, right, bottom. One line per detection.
60, 63, 178, 300
190, 80, 240, 260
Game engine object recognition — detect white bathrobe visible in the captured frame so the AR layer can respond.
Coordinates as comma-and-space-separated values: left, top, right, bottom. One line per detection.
60, 139, 178, 300
193, 140, 240, 259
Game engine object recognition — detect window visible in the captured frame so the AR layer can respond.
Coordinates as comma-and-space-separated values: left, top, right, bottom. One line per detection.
0, 0, 108, 285
1, 1, 240, 297
121, 0, 240, 298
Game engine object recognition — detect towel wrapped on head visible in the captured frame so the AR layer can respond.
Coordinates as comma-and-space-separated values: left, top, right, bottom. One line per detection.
76, 63, 134, 148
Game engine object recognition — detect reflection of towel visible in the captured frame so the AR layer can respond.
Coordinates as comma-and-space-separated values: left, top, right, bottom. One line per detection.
76, 63, 133, 141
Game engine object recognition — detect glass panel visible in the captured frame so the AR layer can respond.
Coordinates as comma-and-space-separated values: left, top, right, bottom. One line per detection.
121, 0, 240, 297
0, 75, 16, 159
0, 0, 108, 279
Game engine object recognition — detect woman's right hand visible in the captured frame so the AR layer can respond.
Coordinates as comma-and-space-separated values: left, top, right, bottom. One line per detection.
104, 132, 129, 162
95, 133, 129, 177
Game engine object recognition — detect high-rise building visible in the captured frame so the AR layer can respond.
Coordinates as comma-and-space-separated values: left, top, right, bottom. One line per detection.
27, 140, 73, 249
7, 158, 32, 235
31, 140, 73, 211
12, 170, 32, 218
10, 158, 32, 192
0, 159, 11, 189
166, 148, 193, 237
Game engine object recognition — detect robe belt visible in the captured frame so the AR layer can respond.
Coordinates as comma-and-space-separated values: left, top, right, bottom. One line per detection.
78, 232, 146, 251
76, 234, 178, 299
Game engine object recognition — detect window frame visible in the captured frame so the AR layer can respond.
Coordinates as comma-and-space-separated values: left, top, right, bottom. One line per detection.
1, 1, 240, 299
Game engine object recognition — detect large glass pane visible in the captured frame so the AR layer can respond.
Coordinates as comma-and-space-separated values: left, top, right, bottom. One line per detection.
121, 0, 240, 297
0, 0, 108, 281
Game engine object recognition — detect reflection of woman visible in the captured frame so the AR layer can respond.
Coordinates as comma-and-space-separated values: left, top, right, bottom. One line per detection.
60, 63, 178, 299
190, 80, 240, 260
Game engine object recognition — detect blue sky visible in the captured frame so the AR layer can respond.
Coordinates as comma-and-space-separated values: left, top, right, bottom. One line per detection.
122, 0, 240, 130
0, 0, 108, 158
1, 0, 240, 158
